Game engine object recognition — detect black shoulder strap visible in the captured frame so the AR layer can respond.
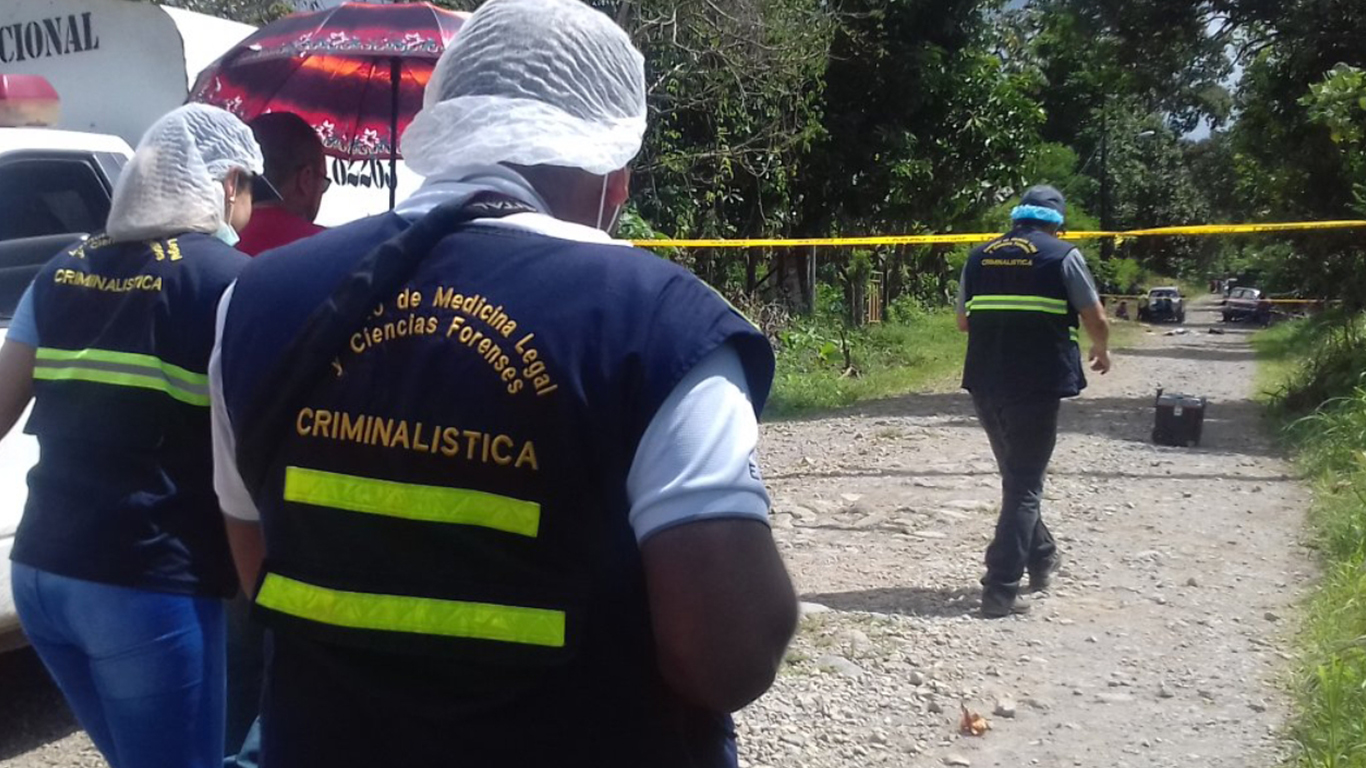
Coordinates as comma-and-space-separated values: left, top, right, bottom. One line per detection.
234, 192, 536, 496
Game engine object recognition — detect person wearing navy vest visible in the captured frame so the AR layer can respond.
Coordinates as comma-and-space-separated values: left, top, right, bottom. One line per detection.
0, 104, 270, 767
957, 185, 1112, 618
208, 2, 798, 766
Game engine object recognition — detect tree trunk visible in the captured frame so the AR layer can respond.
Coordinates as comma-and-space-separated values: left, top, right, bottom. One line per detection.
804, 245, 817, 312
884, 246, 903, 307
933, 245, 952, 306
773, 249, 815, 314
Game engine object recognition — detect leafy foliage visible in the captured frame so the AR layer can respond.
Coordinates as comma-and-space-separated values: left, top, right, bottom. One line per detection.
158, 0, 293, 25
165, 0, 1366, 309
1303, 64, 1366, 215
1256, 318, 1366, 768
1217, 0, 1366, 304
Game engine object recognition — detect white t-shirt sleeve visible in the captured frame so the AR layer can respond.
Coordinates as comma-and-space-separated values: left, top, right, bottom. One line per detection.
210, 282, 262, 522
626, 344, 771, 543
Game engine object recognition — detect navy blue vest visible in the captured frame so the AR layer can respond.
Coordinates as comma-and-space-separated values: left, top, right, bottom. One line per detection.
961, 227, 1085, 399
12, 232, 246, 597
218, 210, 774, 767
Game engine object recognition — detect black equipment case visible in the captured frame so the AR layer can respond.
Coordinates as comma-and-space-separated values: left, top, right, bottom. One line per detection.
1153, 388, 1206, 447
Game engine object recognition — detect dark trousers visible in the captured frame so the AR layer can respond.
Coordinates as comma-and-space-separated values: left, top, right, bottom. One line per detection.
972, 393, 1060, 589
224, 595, 263, 768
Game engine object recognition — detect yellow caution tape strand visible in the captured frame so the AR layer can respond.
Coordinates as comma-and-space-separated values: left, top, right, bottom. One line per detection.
631, 220, 1366, 249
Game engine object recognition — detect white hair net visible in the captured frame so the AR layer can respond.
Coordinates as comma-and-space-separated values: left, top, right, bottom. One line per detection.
106, 103, 264, 242
402, 0, 647, 177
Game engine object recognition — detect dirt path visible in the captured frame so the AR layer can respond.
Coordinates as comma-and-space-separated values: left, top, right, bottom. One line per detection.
0, 298, 1311, 767
737, 297, 1313, 767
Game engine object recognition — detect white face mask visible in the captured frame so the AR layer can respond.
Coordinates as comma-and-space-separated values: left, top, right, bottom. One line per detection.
213, 221, 240, 247
595, 174, 622, 235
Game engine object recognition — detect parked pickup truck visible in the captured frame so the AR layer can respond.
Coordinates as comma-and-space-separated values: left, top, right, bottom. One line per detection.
0, 81, 133, 652
1137, 286, 1186, 324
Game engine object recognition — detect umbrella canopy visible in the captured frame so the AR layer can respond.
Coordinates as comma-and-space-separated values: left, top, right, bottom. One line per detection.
190, 3, 467, 206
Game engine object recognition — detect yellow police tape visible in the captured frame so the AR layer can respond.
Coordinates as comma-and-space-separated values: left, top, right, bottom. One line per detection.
630, 219, 1366, 249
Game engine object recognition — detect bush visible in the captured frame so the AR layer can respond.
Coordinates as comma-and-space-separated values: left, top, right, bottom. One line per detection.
1088, 257, 1148, 295
1257, 312, 1366, 768
886, 293, 935, 324
1262, 312, 1366, 416
768, 311, 964, 416
1277, 385, 1366, 768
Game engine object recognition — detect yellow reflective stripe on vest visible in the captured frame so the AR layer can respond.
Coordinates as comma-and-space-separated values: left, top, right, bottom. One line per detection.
33, 347, 210, 407
965, 294, 1069, 316
1070, 328, 1080, 342
255, 573, 567, 648
284, 466, 541, 538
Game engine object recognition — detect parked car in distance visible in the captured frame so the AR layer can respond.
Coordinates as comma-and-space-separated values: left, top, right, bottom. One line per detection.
1223, 286, 1272, 325
1138, 286, 1186, 324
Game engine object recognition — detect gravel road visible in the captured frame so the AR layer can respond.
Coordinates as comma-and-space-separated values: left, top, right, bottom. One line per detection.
738, 297, 1311, 767
0, 297, 1310, 767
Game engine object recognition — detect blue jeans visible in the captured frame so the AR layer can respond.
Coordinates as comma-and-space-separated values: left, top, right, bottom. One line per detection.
11, 562, 226, 768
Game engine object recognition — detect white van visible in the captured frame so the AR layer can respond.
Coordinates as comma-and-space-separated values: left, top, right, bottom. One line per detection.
0, 0, 253, 146
0, 112, 134, 651
2, 0, 423, 228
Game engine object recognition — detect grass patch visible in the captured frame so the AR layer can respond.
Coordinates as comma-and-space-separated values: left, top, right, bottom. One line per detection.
765, 310, 1144, 419
1101, 318, 1142, 351
1257, 312, 1366, 413
766, 311, 964, 418
1253, 322, 1311, 402
1254, 313, 1366, 767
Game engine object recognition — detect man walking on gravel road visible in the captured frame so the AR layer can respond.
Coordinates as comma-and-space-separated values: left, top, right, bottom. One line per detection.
957, 185, 1112, 618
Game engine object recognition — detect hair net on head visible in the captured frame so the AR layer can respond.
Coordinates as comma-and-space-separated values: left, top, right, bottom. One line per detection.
402, 0, 647, 178
106, 103, 264, 242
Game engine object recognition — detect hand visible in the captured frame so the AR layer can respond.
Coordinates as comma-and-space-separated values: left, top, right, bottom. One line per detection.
1089, 347, 1112, 374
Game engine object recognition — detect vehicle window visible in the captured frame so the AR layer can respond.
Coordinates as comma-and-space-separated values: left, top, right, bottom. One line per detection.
0, 157, 109, 241
94, 152, 128, 188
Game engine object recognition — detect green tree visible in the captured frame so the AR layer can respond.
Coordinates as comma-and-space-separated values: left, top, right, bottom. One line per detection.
1219, 0, 1366, 302
621, 0, 835, 298
1302, 64, 1366, 214
1018, 0, 1232, 147
790, 0, 1047, 316
156, 0, 292, 25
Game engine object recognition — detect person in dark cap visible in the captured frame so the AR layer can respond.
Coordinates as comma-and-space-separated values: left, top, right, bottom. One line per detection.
955, 184, 1111, 617
236, 112, 330, 256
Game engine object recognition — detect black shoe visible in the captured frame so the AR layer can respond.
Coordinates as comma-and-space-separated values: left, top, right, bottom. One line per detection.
981, 585, 1030, 618
1029, 553, 1062, 593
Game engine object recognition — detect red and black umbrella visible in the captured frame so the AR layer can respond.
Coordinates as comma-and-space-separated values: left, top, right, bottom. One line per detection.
190, 2, 468, 208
